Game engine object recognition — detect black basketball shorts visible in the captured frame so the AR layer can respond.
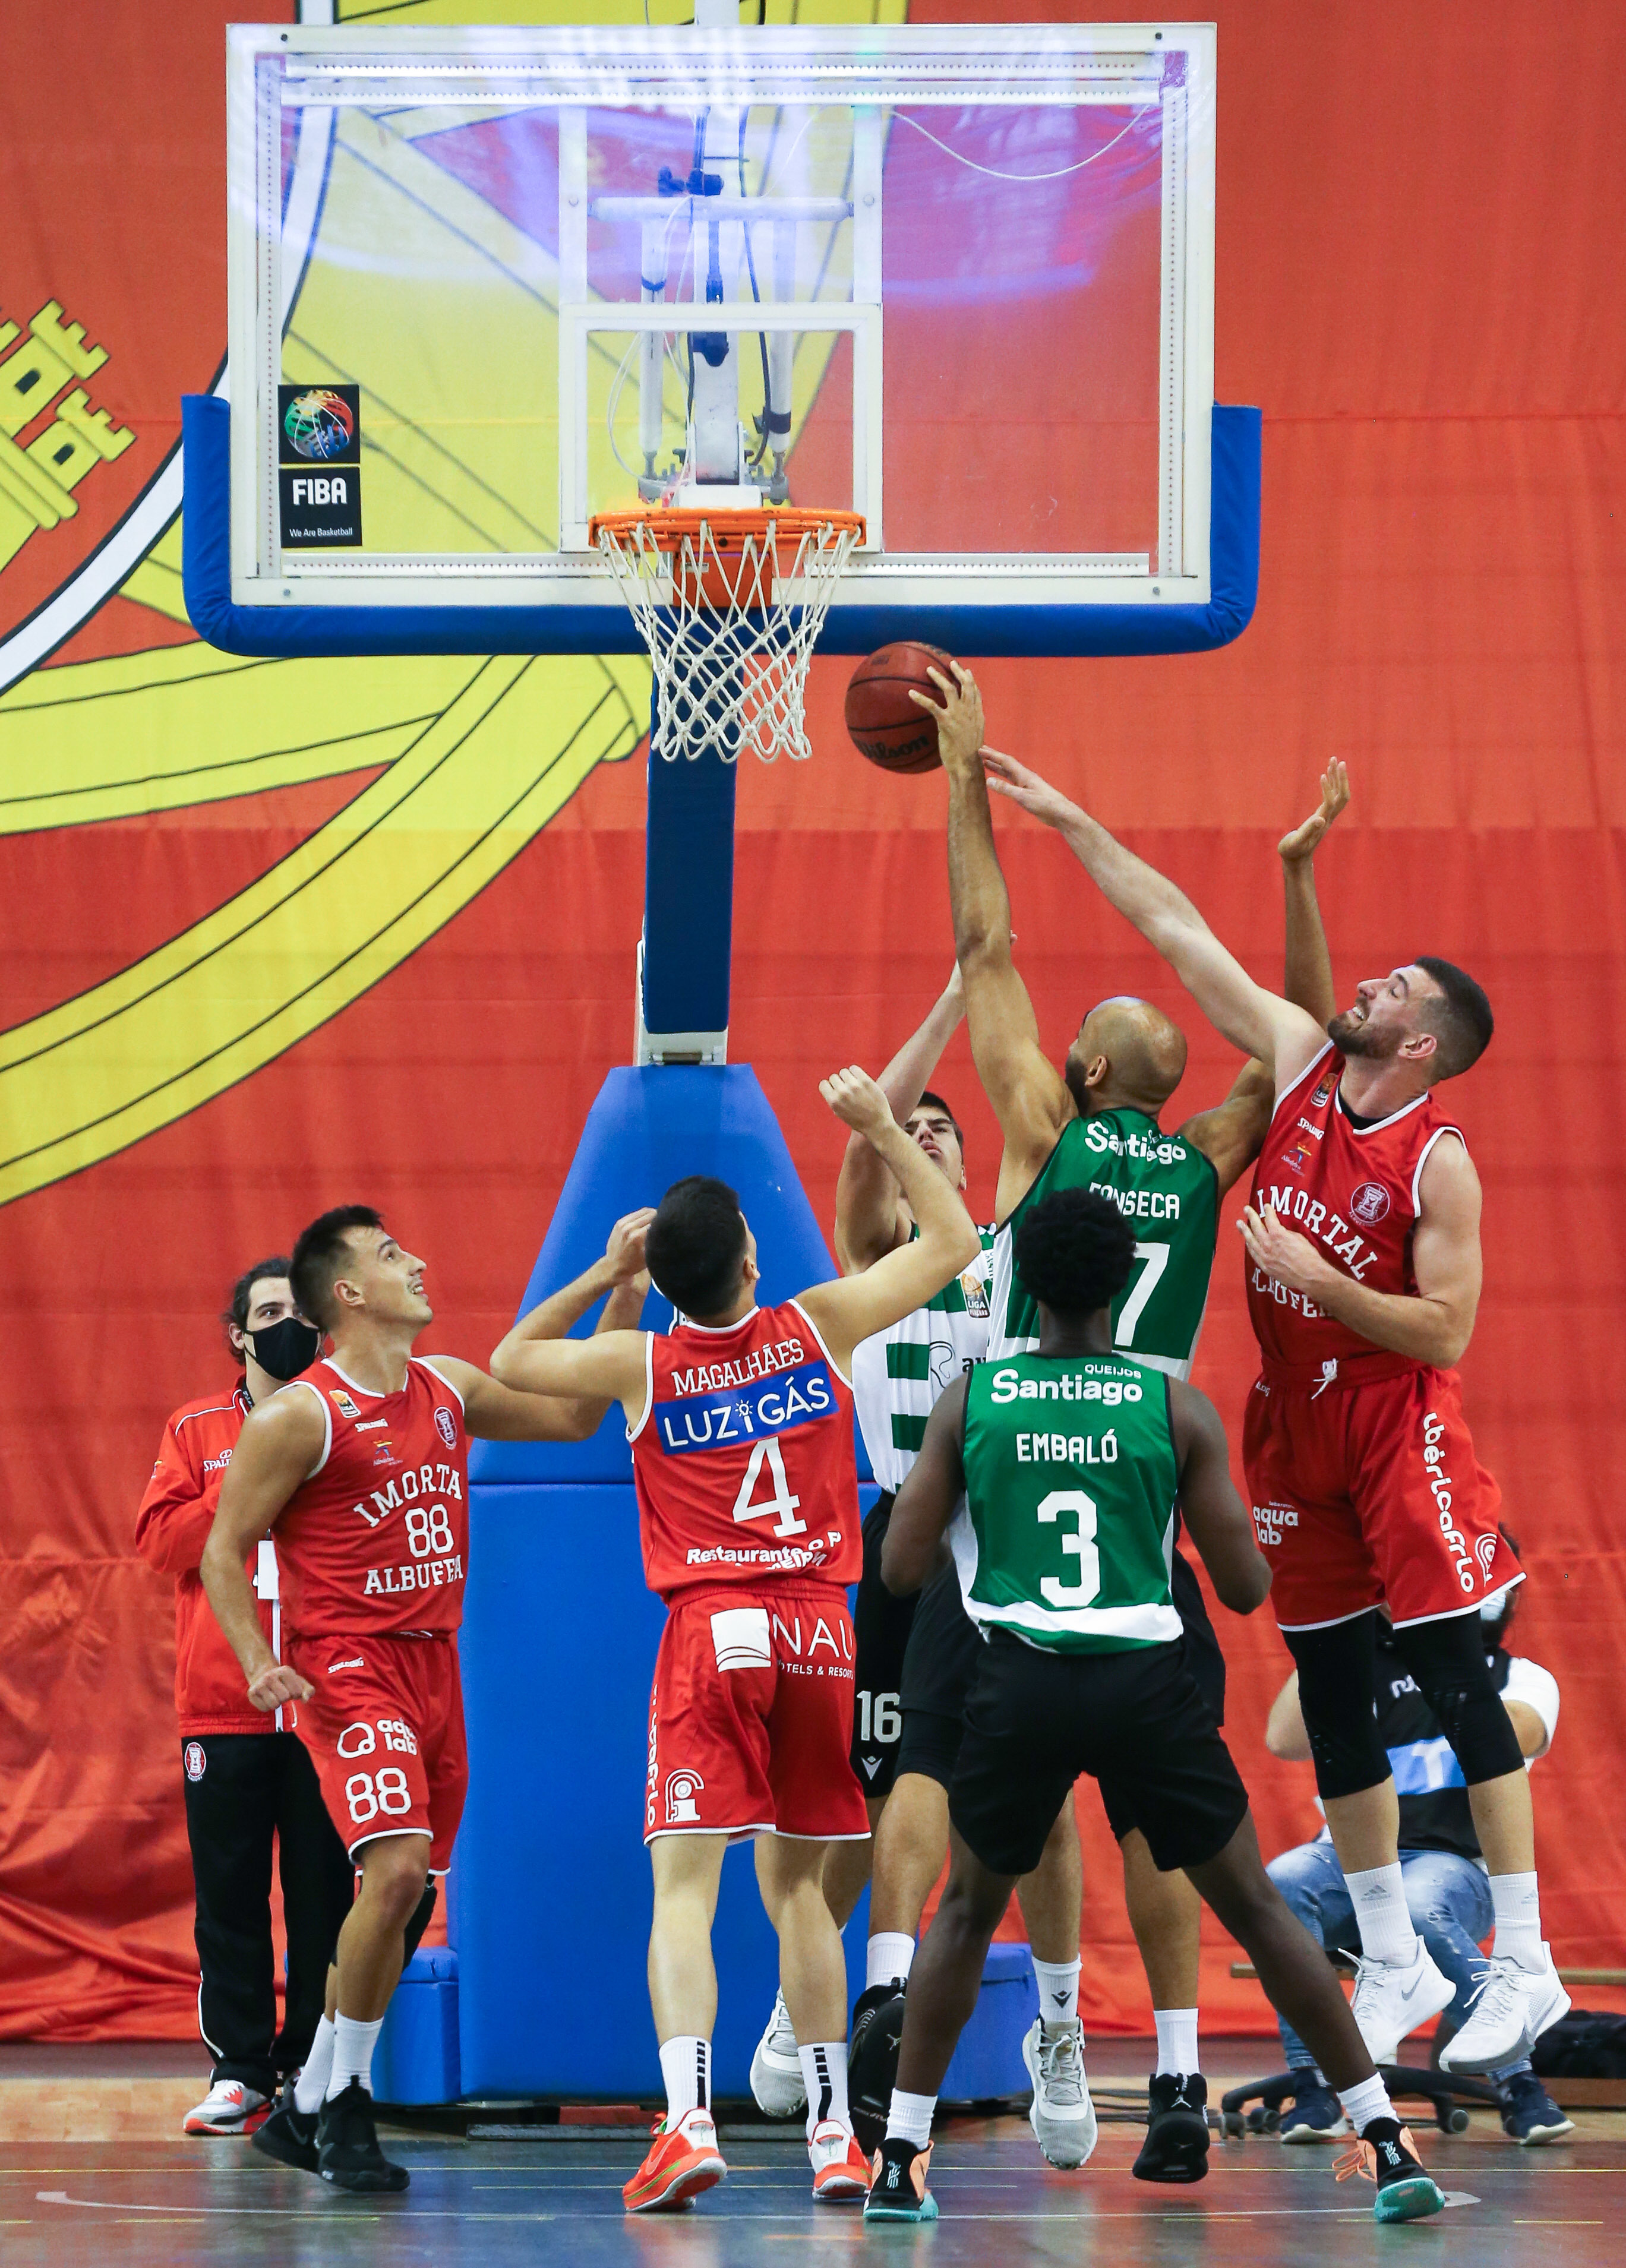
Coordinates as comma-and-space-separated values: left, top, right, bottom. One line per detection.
949, 1631, 1250, 1881
850, 1493, 917, 1799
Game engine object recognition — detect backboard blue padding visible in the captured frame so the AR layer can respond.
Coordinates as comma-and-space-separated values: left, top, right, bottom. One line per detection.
458, 1480, 793, 2096
182, 395, 1259, 661
468, 1064, 857, 1485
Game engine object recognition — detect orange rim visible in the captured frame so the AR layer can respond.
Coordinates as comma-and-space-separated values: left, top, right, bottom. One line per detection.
590, 506, 866, 552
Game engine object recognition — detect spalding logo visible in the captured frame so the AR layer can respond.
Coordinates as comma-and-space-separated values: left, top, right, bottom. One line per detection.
1350, 1180, 1391, 1226
435, 1405, 456, 1449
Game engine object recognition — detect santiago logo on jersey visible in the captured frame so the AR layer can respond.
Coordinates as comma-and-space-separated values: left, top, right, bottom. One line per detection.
656, 1358, 835, 1455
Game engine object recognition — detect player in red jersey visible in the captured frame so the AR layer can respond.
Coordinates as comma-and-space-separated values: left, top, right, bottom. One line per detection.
964, 712, 1565, 2081
491, 1066, 980, 2213
202, 1206, 649, 2193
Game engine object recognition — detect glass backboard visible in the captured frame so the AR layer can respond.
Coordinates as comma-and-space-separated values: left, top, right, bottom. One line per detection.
226, 23, 1215, 623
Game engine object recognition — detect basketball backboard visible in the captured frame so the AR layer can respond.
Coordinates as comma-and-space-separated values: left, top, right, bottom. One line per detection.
217, 20, 1225, 653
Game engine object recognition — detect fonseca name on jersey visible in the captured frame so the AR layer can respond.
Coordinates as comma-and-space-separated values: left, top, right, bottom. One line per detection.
655, 1355, 836, 1455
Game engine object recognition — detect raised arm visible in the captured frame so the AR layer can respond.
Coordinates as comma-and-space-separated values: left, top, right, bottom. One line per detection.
1177, 1058, 1275, 1198
1167, 1379, 1272, 1614
835, 968, 965, 1273
880, 1375, 968, 1596
920, 670, 1073, 1204
797, 1067, 980, 1372
981, 746, 1325, 1092
438, 1335, 650, 1439
201, 1389, 327, 1713
1238, 1132, 1482, 1367
487, 1210, 652, 1435
1279, 759, 1348, 1030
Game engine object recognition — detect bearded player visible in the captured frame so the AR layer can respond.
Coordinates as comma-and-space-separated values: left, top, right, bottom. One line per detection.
902, 671, 1353, 2175
201, 1208, 649, 2193
962, 702, 1559, 2079
490, 1066, 979, 2213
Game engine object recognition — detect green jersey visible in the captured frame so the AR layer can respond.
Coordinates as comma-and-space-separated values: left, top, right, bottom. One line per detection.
955, 1350, 1182, 1654
850, 1225, 997, 1493
987, 1111, 1219, 1378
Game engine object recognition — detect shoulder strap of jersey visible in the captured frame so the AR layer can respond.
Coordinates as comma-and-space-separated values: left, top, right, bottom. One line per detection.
286, 1376, 333, 1477
414, 1355, 465, 1409
1410, 1122, 1467, 1212
1271, 1038, 1336, 1124
787, 1297, 853, 1391
626, 1332, 656, 1443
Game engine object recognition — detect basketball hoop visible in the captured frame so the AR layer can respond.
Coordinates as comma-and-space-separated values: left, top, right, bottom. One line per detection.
589, 505, 865, 764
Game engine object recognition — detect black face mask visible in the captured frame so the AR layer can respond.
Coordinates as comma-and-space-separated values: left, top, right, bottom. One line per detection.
244, 1315, 323, 1382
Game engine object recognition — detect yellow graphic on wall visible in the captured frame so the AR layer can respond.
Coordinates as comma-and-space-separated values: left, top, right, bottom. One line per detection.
0, 0, 905, 1211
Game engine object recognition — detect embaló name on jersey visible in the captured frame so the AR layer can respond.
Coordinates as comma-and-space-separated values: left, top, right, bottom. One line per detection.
989, 1368, 1145, 1407
668, 1337, 804, 1398
658, 1358, 834, 1454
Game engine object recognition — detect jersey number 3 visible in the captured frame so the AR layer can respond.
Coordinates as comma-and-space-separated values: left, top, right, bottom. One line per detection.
1036, 1487, 1101, 1609
731, 1436, 807, 1539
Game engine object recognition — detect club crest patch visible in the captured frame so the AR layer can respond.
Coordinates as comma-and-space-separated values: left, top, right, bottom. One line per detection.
183, 1741, 206, 1782
435, 1405, 456, 1448
1350, 1181, 1391, 1226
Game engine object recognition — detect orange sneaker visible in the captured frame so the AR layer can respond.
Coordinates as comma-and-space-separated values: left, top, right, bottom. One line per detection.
809, 2119, 870, 2202
622, 2110, 728, 2213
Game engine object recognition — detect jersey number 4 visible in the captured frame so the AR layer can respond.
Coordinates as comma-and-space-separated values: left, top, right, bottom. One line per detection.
731, 1436, 807, 1539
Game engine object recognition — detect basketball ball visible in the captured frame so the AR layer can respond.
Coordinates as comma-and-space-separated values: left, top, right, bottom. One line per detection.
844, 642, 958, 773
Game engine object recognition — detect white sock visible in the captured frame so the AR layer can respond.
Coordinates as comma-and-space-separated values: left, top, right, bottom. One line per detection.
885, 2088, 936, 2149
1153, 2007, 1200, 2077
1345, 1864, 1421, 1967
293, 2016, 335, 2114
867, 1932, 915, 1992
1032, 1956, 1081, 2026
1490, 1871, 1543, 1970
1337, 2073, 1395, 2132
658, 2035, 711, 2124
799, 2042, 851, 2138
326, 2013, 383, 2100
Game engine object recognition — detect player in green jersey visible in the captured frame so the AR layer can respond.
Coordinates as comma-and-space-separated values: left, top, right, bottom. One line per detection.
862, 1189, 1444, 2229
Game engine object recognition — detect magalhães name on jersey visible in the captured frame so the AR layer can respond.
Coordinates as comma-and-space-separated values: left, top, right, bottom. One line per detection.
955, 1351, 1183, 1654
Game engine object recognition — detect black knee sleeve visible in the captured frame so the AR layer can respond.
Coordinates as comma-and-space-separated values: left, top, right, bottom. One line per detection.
1392, 1613, 1523, 1784
1283, 1614, 1391, 1800
402, 1882, 437, 1966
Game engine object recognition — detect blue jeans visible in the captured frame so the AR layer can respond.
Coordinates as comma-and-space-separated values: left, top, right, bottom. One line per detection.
1265, 1837, 1531, 2083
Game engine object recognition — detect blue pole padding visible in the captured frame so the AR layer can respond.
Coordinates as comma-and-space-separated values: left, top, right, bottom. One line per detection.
641, 686, 737, 1041
180, 393, 1261, 661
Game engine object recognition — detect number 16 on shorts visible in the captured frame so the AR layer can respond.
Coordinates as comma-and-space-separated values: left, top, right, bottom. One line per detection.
857, 1691, 901, 1746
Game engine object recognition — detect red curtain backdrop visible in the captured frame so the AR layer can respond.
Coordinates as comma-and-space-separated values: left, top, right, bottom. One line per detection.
1, 0, 1622, 2039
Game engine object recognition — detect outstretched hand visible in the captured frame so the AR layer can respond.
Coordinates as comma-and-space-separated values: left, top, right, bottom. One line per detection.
604, 1207, 655, 1285
820, 1064, 895, 1144
981, 747, 1082, 831
908, 662, 986, 777
1279, 760, 1350, 863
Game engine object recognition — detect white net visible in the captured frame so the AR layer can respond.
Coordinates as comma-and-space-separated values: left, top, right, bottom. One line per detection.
590, 508, 864, 763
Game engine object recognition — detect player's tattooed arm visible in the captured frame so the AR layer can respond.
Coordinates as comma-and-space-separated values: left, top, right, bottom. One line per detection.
880, 1376, 968, 1596
835, 966, 965, 1274
1279, 759, 1348, 1032
918, 665, 1074, 1217
201, 1391, 326, 1711
982, 748, 1326, 1093
801, 1067, 981, 1371
487, 1210, 653, 1432
1167, 1381, 1272, 1613
1237, 1133, 1482, 1366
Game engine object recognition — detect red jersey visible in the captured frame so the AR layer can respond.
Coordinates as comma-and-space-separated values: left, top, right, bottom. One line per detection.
1248, 1043, 1467, 1373
276, 1356, 469, 1640
135, 1383, 277, 1736
629, 1300, 863, 1603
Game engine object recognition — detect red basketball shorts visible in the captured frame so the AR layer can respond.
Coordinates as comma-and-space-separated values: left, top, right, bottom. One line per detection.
289, 1630, 468, 1873
1243, 1360, 1517, 1631
645, 1583, 870, 1843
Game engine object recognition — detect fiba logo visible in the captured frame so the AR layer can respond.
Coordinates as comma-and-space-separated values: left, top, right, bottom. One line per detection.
283, 388, 354, 461
1350, 1181, 1391, 1227
183, 1741, 206, 1782
665, 1770, 705, 1825
435, 1406, 456, 1449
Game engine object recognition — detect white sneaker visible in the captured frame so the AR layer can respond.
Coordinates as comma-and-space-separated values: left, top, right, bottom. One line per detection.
1347, 1944, 1455, 2064
809, 2118, 870, 2201
183, 2079, 270, 2136
750, 1988, 806, 2118
1439, 1949, 1571, 2073
1021, 2016, 1098, 2170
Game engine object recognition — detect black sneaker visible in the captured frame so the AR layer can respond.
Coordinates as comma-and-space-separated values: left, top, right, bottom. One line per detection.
1132, 2072, 1210, 2183
251, 2080, 320, 2173
315, 2079, 409, 2194
863, 2134, 937, 2223
848, 1986, 908, 2156
1339, 2116, 1445, 2223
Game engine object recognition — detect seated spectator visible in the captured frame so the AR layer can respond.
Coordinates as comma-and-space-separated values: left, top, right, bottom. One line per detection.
1262, 1550, 1570, 2147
